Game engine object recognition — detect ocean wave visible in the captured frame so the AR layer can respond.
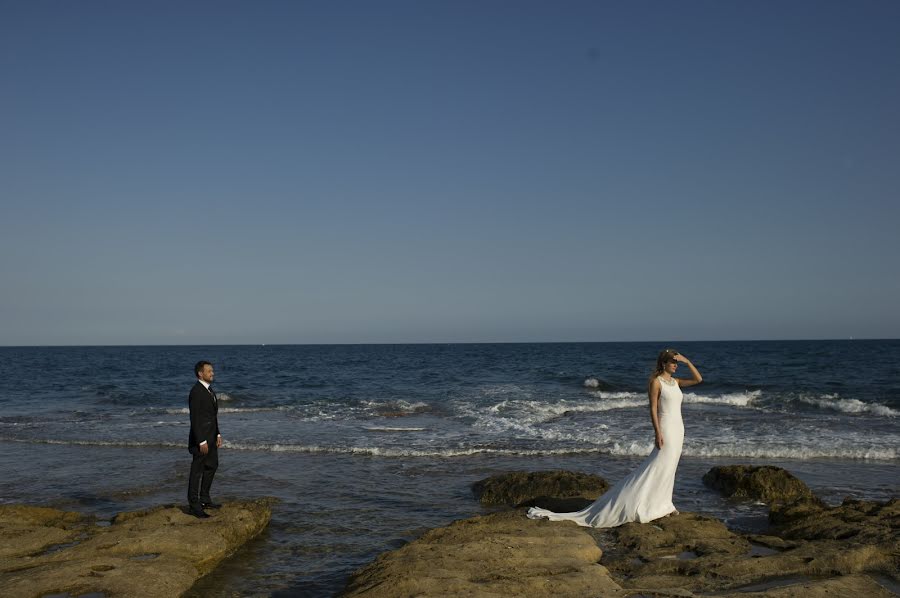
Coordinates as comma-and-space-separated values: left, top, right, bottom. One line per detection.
1, 436, 594, 457
592, 391, 645, 400
153, 398, 436, 420
481, 391, 764, 425
603, 438, 896, 460
482, 397, 645, 424
0, 438, 182, 449
228, 441, 900, 460
582, 377, 616, 391
360, 399, 431, 417
682, 390, 762, 407
589, 389, 766, 410
471, 414, 610, 444
223, 442, 606, 458
683, 444, 897, 461
798, 394, 898, 417
161, 406, 287, 415
364, 426, 427, 432
1, 436, 894, 461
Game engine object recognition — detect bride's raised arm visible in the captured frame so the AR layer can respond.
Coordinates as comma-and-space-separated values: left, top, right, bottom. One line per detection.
674, 354, 702, 387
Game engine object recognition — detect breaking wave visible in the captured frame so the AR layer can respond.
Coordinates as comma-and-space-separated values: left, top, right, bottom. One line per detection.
797, 394, 898, 417
0, 436, 894, 461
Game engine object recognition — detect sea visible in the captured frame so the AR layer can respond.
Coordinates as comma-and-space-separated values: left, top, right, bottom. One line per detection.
1, 340, 898, 596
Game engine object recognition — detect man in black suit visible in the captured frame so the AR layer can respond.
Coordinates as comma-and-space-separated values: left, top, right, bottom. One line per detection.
187, 360, 223, 518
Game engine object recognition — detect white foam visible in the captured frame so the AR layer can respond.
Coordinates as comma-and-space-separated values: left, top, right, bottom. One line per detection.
587, 438, 898, 461
599, 432, 897, 460
162, 406, 285, 415
359, 399, 431, 415
608, 440, 655, 456
223, 442, 606, 458
477, 397, 646, 427
683, 443, 897, 461
0, 438, 182, 449
364, 426, 427, 432
1, 436, 895, 461
682, 390, 762, 408
222, 406, 285, 413
799, 394, 898, 417
588, 389, 764, 409
583, 378, 600, 388
593, 391, 644, 400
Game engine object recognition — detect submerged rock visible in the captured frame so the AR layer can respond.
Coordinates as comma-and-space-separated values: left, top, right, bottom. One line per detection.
472, 470, 609, 510
703, 465, 824, 505
0, 499, 274, 598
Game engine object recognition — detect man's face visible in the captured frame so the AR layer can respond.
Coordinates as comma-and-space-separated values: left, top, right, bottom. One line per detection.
199, 364, 215, 384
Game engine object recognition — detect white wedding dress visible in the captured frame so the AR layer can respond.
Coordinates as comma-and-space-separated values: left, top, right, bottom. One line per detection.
527, 376, 684, 527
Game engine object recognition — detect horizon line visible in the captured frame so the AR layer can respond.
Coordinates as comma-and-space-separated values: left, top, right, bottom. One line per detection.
0, 337, 894, 348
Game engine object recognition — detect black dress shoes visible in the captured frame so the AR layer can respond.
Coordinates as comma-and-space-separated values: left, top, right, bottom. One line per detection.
189, 507, 211, 518
201, 501, 222, 509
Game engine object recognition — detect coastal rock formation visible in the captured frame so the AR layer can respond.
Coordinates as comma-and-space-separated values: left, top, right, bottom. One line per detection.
345, 469, 898, 597
770, 497, 898, 543
472, 470, 609, 510
596, 504, 897, 595
703, 465, 824, 505
0, 499, 274, 598
342, 510, 623, 597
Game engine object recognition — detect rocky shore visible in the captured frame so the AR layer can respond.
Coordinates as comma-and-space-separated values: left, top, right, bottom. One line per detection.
0, 499, 274, 598
343, 467, 898, 597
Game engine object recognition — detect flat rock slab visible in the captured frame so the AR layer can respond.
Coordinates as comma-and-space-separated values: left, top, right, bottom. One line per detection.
0, 499, 274, 598
341, 510, 624, 597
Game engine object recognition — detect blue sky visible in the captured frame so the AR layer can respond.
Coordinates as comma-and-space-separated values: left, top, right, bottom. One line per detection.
2, 1, 899, 345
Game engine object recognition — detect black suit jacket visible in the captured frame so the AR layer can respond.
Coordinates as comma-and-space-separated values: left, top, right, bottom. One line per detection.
188, 381, 220, 451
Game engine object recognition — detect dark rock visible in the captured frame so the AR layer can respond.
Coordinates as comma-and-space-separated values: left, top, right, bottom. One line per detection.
703, 465, 824, 505
770, 497, 899, 544
472, 470, 609, 508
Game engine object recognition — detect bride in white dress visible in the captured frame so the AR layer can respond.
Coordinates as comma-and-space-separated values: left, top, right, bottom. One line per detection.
527, 349, 703, 527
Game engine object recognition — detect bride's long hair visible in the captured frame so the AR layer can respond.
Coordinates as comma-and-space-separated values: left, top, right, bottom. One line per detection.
649, 348, 679, 383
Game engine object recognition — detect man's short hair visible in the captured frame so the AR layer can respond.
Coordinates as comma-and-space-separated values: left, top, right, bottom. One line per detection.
194, 361, 213, 377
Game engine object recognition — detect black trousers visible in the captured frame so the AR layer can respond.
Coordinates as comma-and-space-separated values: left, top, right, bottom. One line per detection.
187, 444, 218, 508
